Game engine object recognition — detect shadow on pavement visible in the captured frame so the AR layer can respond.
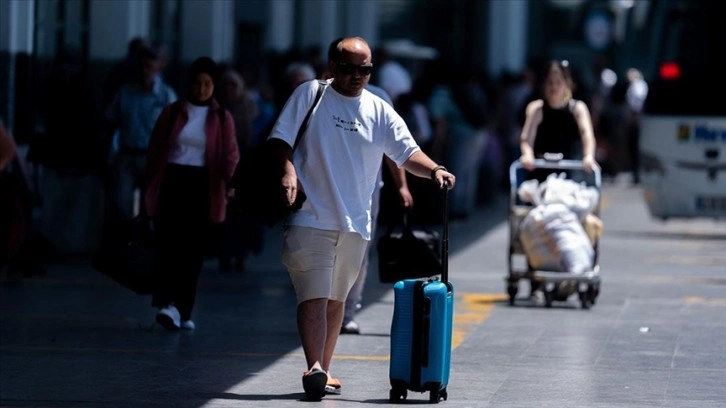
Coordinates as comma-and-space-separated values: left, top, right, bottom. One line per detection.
0, 192, 510, 407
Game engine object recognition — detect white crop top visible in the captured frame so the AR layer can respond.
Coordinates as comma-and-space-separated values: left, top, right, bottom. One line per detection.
168, 104, 208, 167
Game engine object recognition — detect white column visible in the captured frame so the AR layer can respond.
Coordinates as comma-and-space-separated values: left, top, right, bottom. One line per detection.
180, 0, 235, 63
265, 0, 294, 52
89, 0, 151, 60
487, 0, 528, 76
0, 0, 34, 53
299, 0, 338, 52
0, 0, 34, 130
343, 0, 378, 47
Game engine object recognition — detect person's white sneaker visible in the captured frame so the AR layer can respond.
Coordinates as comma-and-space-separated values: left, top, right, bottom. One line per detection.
156, 305, 181, 330
340, 320, 360, 334
180, 320, 195, 330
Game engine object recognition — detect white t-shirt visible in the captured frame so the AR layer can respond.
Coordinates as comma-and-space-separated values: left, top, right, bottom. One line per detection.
269, 79, 420, 240
168, 104, 208, 167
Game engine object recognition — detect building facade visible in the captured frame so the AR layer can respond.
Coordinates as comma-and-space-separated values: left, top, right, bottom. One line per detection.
1, 0, 541, 137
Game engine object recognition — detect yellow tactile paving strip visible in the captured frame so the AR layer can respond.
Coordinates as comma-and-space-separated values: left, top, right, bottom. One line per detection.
314, 293, 507, 362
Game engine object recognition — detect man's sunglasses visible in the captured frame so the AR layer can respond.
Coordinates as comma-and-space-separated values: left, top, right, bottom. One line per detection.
336, 62, 373, 76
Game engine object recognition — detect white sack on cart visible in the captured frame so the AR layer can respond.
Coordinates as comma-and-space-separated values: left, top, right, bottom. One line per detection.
518, 172, 600, 219
540, 173, 600, 220
517, 179, 544, 206
518, 204, 561, 271
519, 204, 595, 274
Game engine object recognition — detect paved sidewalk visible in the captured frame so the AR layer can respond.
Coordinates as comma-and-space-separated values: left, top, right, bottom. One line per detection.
2, 185, 725, 407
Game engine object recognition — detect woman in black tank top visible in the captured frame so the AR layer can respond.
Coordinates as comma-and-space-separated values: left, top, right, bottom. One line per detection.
518, 60, 597, 177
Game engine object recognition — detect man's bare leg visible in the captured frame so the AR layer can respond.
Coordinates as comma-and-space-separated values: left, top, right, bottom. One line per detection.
322, 299, 345, 371
297, 298, 328, 370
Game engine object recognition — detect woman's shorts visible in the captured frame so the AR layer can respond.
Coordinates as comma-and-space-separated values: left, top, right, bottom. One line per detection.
282, 226, 368, 304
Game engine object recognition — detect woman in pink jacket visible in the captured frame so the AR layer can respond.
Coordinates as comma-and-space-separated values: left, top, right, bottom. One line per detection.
144, 57, 239, 330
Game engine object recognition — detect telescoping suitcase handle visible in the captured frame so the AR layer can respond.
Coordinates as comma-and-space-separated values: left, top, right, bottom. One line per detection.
441, 180, 449, 284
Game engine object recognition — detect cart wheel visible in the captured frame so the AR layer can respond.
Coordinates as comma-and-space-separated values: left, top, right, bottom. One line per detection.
579, 290, 591, 310
389, 387, 407, 403
588, 285, 598, 306
507, 283, 518, 306
544, 289, 554, 308
440, 388, 448, 401
591, 284, 600, 304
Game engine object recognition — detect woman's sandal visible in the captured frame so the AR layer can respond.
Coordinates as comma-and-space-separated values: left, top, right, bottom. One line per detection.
302, 368, 327, 400
325, 376, 342, 395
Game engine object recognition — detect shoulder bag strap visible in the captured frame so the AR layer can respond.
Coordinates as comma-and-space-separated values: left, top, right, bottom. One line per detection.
292, 79, 328, 152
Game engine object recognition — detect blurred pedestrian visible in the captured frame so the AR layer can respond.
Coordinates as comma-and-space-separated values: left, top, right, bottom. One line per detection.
102, 36, 149, 110
0, 119, 19, 278
249, 83, 277, 147
0, 119, 16, 172
105, 45, 177, 223
143, 57, 239, 330
424, 62, 489, 219
340, 152, 413, 336
35, 47, 104, 254
286, 62, 317, 90
519, 60, 597, 178
376, 46, 412, 106
269, 36, 454, 400
217, 68, 261, 272
625, 68, 648, 184
0, 119, 43, 280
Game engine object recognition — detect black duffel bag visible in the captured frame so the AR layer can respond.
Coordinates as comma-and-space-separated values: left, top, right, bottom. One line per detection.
377, 212, 442, 283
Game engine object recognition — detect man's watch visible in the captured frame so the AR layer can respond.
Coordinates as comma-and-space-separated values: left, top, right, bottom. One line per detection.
430, 165, 447, 180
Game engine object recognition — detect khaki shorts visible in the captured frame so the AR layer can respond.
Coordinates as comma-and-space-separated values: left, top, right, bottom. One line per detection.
282, 226, 368, 304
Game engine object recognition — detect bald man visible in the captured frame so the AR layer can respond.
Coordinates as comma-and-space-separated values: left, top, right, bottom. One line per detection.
267, 37, 455, 401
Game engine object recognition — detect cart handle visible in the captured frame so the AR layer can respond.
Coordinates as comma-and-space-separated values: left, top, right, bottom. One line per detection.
510, 158, 602, 186
526, 157, 600, 171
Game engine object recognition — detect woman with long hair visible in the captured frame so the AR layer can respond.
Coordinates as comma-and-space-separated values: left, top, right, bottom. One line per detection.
519, 60, 597, 178
144, 57, 239, 330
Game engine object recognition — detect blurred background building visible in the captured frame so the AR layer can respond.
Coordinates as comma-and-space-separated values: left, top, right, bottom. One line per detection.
0, 0, 675, 256
0, 0, 658, 139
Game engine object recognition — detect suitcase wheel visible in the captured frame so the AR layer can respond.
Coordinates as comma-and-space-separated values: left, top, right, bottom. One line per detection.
429, 387, 447, 403
389, 387, 407, 403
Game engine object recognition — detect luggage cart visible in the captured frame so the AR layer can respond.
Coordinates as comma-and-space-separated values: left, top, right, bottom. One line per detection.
505, 156, 602, 309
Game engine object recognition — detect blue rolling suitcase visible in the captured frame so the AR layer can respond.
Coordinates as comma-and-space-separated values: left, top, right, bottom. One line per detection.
389, 184, 453, 403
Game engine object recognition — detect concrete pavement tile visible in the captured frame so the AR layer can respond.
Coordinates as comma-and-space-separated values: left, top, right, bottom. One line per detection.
679, 323, 726, 346
490, 367, 670, 406
665, 370, 726, 404
596, 348, 678, 369
522, 339, 608, 366
673, 345, 726, 369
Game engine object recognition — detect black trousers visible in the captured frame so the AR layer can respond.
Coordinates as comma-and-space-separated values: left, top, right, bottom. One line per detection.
151, 164, 210, 321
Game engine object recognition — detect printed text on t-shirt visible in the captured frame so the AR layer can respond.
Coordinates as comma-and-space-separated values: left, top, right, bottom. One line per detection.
333, 115, 361, 132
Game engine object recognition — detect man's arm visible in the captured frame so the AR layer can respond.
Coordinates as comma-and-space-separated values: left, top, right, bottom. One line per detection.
519, 100, 543, 169
400, 150, 455, 189
384, 156, 413, 208
268, 138, 299, 206
574, 100, 597, 171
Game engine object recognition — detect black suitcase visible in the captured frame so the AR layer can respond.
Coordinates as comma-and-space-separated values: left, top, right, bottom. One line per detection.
377, 212, 442, 283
